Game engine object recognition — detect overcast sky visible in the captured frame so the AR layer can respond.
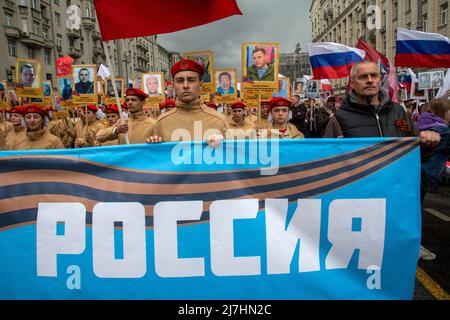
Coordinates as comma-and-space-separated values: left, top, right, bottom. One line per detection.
158, 0, 312, 76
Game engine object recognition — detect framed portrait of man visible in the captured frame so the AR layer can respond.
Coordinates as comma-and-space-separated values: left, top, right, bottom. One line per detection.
215, 68, 237, 104
242, 43, 279, 84
430, 71, 444, 89
104, 78, 124, 104
418, 72, 431, 91
72, 64, 98, 105
43, 80, 53, 104
15, 58, 43, 98
8, 89, 20, 107
57, 76, 74, 107
142, 72, 165, 104
182, 50, 215, 94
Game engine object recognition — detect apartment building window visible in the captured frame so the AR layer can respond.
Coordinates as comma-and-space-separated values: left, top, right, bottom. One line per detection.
85, 6, 91, 18
41, 5, 47, 18
55, 12, 61, 26
4, 13, 13, 26
406, 0, 411, 12
423, 13, 428, 32
66, 0, 71, 7
42, 27, 48, 39
69, 39, 75, 48
56, 34, 62, 48
80, 43, 84, 54
7, 39, 17, 57
22, 17, 28, 32
441, 3, 448, 25
44, 48, 51, 64
33, 21, 39, 34
19, 0, 28, 6
54, 0, 59, 5
27, 46, 34, 59
32, 0, 39, 9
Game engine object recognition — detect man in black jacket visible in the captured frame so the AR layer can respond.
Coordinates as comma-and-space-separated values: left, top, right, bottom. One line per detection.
324, 61, 440, 148
290, 94, 307, 134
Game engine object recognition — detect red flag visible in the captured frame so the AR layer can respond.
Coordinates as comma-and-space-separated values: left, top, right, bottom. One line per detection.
56, 56, 74, 77
94, 0, 243, 41
355, 39, 398, 102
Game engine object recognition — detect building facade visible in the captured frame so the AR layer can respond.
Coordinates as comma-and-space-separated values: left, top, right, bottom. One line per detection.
1, 0, 181, 90
279, 51, 311, 84
310, 0, 450, 90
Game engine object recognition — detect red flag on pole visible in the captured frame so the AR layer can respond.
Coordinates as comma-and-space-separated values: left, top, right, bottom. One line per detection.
56, 56, 74, 77
93, 0, 243, 41
355, 39, 399, 102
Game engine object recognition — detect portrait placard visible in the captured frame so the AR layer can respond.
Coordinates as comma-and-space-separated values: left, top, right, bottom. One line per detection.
142, 72, 165, 105
57, 76, 75, 108
242, 42, 279, 94
104, 78, 125, 104
15, 58, 43, 98
215, 68, 238, 104
182, 50, 215, 94
72, 65, 98, 105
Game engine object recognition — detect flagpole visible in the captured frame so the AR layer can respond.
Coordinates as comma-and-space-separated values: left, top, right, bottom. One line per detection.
102, 42, 130, 144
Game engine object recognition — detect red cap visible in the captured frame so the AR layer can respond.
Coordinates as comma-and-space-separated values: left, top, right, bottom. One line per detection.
125, 88, 147, 99
106, 105, 120, 114
121, 102, 128, 110
162, 100, 177, 109
268, 97, 292, 111
230, 102, 246, 109
207, 103, 218, 110
86, 104, 98, 112
23, 105, 48, 118
171, 59, 205, 77
10, 106, 24, 115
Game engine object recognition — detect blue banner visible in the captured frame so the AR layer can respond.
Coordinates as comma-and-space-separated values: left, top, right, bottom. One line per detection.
0, 138, 421, 299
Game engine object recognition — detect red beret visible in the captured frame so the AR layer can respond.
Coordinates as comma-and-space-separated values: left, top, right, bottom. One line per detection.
161, 100, 176, 110
121, 102, 128, 110
230, 102, 246, 109
86, 104, 98, 112
106, 105, 120, 114
23, 105, 48, 118
207, 103, 218, 110
171, 59, 205, 78
268, 97, 292, 111
125, 88, 147, 99
10, 106, 24, 115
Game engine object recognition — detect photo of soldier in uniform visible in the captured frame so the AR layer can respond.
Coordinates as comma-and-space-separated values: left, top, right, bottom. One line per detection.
73, 66, 95, 95
418, 72, 431, 90
430, 71, 444, 89
215, 69, 236, 95
106, 78, 124, 98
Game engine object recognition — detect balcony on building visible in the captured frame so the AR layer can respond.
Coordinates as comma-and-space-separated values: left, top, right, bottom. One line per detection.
19, 31, 46, 47
82, 17, 95, 29
4, 25, 20, 39
3, 0, 15, 12
69, 47, 82, 58
67, 28, 81, 39
138, 52, 150, 62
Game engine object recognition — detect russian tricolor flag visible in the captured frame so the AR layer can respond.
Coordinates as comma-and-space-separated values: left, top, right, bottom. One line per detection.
395, 28, 450, 68
307, 42, 366, 80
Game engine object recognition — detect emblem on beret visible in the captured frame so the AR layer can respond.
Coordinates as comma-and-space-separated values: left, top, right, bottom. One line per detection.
180, 61, 189, 70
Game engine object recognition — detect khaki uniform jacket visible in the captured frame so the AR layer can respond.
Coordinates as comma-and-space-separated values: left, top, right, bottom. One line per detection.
70, 119, 105, 147
10, 128, 64, 150
5, 125, 26, 150
253, 117, 272, 130
267, 123, 304, 139
155, 97, 228, 142
226, 117, 258, 140
96, 111, 156, 145
0, 120, 13, 136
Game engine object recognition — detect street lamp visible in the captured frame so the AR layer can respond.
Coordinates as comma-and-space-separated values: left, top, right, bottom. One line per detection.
123, 54, 131, 88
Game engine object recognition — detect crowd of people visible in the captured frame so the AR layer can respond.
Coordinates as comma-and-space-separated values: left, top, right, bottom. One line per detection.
1, 59, 449, 193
